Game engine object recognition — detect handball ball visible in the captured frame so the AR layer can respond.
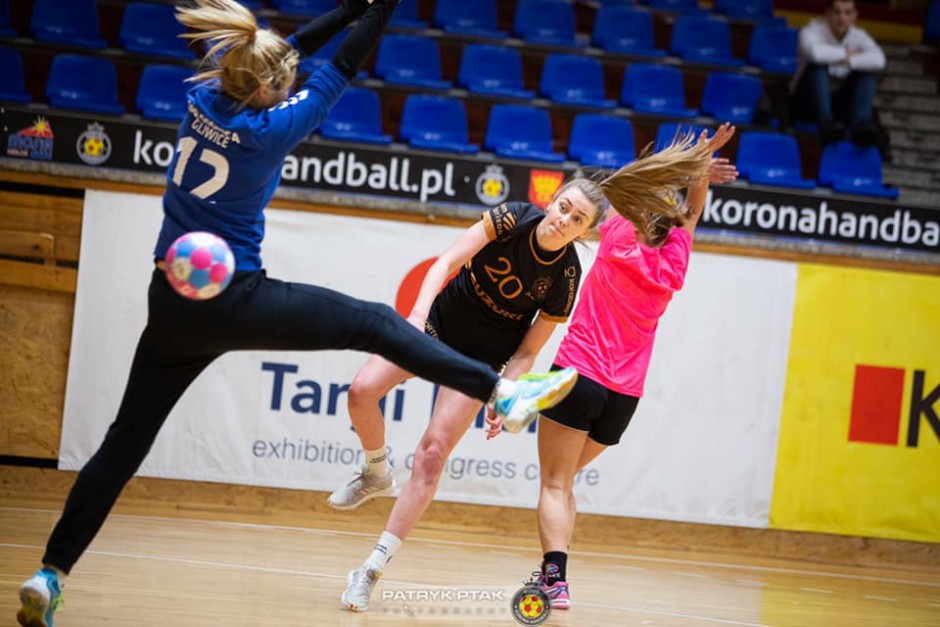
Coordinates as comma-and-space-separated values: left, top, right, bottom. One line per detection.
165, 231, 235, 300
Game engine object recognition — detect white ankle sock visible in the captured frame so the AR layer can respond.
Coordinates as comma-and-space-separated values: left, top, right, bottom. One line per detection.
365, 446, 389, 477
365, 531, 402, 571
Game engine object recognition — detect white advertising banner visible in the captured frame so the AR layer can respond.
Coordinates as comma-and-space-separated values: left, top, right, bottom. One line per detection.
62, 190, 797, 528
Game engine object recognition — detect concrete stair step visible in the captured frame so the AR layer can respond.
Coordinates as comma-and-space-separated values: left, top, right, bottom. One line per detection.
880, 110, 940, 132
883, 58, 924, 76
876, 93, 940, 113
898, 188, 940, 207
889, 148, 940, 171
883, 166, 940, 189
879, 76, 939, 95
889, 129, 940, 151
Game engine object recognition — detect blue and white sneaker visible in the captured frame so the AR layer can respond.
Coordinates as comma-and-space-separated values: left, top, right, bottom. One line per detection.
17, 568, 63, 627
494, 367, 578, 434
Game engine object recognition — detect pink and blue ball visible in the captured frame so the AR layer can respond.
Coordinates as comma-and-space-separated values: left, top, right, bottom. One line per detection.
165, 232, 235, 300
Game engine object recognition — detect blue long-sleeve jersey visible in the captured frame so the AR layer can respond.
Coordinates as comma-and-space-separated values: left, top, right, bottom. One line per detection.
154, 56, 349, 271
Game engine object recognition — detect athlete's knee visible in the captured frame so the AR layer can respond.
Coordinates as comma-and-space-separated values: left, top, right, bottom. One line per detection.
412, 438, 447, 484
348, 369, 387, 411
541, 473, 573, 496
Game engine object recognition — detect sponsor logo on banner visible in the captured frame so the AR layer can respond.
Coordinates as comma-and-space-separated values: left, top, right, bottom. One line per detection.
703, 188, 940, 253
475, 164, 510, 205
772, 264, 940, 542
6, 117, 54, 160
76, 122, 112, 165
849, 365, 939, 447
133, 129, 178, 167
528, 169, 563, 209
510, 579, 551, 626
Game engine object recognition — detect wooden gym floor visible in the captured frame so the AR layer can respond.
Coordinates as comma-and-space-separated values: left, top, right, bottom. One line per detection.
1, 503, 938, 627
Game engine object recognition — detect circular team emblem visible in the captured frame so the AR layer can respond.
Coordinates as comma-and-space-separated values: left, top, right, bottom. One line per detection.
510, 584, 551, 626
76, 122, 112, 166
531, 277, 553, 299
475, 164, 510, 206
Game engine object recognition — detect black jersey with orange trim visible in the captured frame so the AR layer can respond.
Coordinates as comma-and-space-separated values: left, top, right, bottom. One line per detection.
436, 202, 582, 332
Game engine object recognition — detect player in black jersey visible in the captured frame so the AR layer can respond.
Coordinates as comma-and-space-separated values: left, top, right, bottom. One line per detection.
334, 181, 606, 611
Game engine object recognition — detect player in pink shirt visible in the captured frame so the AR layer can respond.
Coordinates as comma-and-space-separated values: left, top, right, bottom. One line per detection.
487, 124, 738, 609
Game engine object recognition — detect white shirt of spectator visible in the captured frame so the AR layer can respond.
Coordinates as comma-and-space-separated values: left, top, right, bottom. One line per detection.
795, 17, 886, 86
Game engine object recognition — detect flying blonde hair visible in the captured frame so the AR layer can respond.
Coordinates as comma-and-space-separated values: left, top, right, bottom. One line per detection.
552, 133, 713, 243
176, 0, 299, 104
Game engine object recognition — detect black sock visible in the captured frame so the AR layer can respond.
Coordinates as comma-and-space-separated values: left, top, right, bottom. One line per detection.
542, 551, 568, 583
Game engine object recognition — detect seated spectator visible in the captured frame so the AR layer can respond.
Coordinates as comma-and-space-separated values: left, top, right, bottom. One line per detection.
791, 0, 885, 146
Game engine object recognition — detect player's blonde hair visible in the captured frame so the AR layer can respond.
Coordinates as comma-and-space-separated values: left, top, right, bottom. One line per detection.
557, 133, 713, 243
601, 133, 711, 241
177, 0, 299, 104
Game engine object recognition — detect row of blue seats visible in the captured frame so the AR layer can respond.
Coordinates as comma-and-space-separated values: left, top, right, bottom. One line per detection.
236, 0, 780, 23
0, 42, 771, 126
0, 0, 798, 75
322, 89, 897, 200
0, 47, 896, 199
334, 35, 767, 121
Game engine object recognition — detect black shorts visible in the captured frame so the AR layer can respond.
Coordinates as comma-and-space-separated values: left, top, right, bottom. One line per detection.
426, 296, 528, 372
540, 364, 640, 446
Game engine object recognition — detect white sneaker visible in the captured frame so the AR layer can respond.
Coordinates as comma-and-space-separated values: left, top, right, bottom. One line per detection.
495, 367, 578, 434
340, 565, 381, 612
328, 465, 396, 510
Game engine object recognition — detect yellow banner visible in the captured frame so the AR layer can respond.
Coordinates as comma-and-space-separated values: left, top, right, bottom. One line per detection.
771, 264, 940, 543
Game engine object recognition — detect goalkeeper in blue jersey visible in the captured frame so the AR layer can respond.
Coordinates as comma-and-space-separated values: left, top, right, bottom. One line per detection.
16, 2, 577, 625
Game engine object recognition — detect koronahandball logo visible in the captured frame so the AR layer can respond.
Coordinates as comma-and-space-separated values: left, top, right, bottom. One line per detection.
475, 164, 510, 206
510, 578, 551, 626
76, 122, 112, 166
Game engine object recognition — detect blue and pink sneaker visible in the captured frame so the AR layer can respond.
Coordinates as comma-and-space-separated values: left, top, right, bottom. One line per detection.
533, 565, 571, 610
540, 580, 570, 610
17, 568, 64, 627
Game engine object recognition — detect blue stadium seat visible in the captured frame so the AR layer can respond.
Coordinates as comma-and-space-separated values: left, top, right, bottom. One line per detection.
621, 64, 697, 118
592, 7, 665, 57
319, 86, 392, 145
298, 30, 368, 79
137, 65, 192, 121
818, 142, 899, 199
0, 0, 16, 37
47, 54, 124, 115
0, 47, 31, 103
485, 104, 565, 163
645, 0, 707, 15
700, 72, 763, 123
654, 122, 709, 152
927, 0, 940, 44
748, 25, 798, 74
434, 0, 505, 38
390, 0, 429, 29
514, 0, 579, 47
400, 95, 479, 154
272, 0, 334, 16
375, 34, 451, 90
714, 0, 776, 22
737, 132, 814, 189
670, 16, 743, 67
540, 54, 615, 109
568, 114, 635, 168
458, 45, 535, 100
120, 3, 194, 59
236, 0, 265, 9
31, 0, 106, 48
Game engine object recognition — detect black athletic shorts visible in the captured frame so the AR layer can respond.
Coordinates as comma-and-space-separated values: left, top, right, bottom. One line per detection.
540, 364, 640, 446
426, 296, 528, 372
